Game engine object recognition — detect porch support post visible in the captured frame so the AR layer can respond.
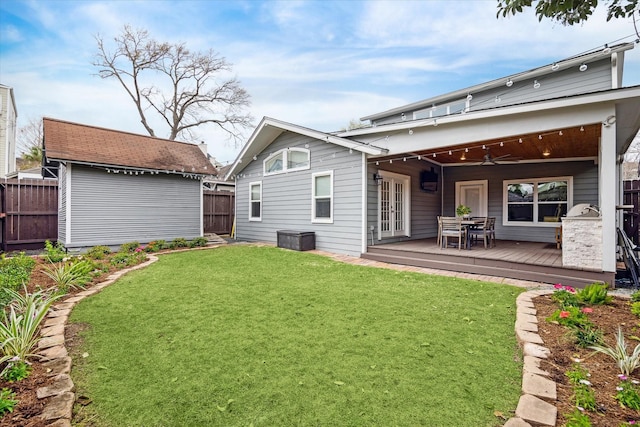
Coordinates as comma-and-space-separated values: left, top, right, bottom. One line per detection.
361, 152, 368, 253
599, 118, 617, 274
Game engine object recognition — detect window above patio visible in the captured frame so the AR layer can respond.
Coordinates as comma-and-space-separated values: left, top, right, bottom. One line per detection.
503, 176, 573, 226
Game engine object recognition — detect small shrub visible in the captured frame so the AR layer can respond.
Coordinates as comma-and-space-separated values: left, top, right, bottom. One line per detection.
119, 241, 141, 253
110, 251, 147, 267
547, 306, 592, 329
564, 408, 591, 427
551, 284, 580, 309
43, 240, 66, 263
189, 237, 208, 248
632, 301, 640, 318
577, 283, 612, 306
573, 325, 604, 348
143, 241, 162, 253
169, 237, 189, 249
85, 245, 112, 260
1, 360, 32, 382
589, 327, 640, 376
632, 291, 640, 303
0, 253, 36, 307
0, 388, 18, 416
615, 376, 640, 410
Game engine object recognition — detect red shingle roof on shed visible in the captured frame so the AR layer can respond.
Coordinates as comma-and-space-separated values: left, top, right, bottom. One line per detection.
43, 118, 215, 175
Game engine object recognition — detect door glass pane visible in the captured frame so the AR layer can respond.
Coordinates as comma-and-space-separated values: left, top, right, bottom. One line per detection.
381, 180, 390, 232
395, 182, 404, 231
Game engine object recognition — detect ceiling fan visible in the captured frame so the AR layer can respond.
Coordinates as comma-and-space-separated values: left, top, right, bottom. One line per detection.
468, 147, 518, 165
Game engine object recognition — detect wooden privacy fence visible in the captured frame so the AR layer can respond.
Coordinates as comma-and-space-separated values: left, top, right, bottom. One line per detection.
0, 179, 58, 252
203, 190, 234, 235
624, 179, 640, 245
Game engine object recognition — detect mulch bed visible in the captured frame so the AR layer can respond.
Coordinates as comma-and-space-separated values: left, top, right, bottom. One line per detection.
535, 294, 640, 425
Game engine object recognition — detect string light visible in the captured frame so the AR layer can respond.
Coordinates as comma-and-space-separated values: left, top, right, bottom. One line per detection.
551, 63, 560, 71
579, 63, 588, 72
533, 80, 541, 89
505, 79, 513, 87
365, 126, 582, 167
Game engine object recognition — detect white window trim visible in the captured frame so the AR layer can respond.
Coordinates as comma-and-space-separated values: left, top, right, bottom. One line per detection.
502, 175, 573, 227
312, 170, 333, 224
249, 181, 262, 222
263, 147, 310, 176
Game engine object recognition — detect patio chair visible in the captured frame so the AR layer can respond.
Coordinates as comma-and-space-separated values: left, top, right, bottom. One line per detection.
440, 217, 466, 250
467, 217, 496, 248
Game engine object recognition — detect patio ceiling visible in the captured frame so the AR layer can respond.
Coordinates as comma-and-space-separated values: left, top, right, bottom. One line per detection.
412, 123, 601, 166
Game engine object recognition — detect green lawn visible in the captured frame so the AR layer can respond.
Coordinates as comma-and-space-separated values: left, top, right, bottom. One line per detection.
69, 245, 523, 426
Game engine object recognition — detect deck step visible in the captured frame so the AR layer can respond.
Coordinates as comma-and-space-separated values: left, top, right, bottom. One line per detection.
362, 247, 611, 288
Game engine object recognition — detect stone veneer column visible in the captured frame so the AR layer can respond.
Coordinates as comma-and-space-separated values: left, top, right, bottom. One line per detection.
561, 217, 602, 270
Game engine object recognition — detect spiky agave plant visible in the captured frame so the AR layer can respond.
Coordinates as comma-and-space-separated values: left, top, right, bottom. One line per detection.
590, 327, 640, 376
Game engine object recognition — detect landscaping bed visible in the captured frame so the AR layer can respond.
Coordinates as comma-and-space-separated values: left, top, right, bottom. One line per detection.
535, 287, 640, 426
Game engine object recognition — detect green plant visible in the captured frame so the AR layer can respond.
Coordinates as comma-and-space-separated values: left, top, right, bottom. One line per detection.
0, 287, 62, 364
455, 204, 471, 217
1, 360, 32, 382
119, 241, 141, 253
577, 283, 613, 306
169, 237, 189, 249
632, 291, 640, 303
547, 306, 592, 329
110, 251, 147, 267
43, 240, 67, 263
0, 253, 36, 307
143, 241, 162, 253
551, 284, 580, 309
189, 237, 208, 248
573, 324, 603, 348
85, 245, 112, 260
565, 364, 597, 411
0, 388, 18, 416
615, 376, 640, 410
42, 260, 94, 292
590, 328, 640, 376
632, 302, 640, 318
564, 408, 592, 427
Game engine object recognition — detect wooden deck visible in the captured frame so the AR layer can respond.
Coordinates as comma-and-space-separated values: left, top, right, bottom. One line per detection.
362, 238, 614, 288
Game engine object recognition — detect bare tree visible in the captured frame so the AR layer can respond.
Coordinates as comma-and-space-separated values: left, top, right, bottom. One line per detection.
94, 25, 253, 143
16, 117, 43, 170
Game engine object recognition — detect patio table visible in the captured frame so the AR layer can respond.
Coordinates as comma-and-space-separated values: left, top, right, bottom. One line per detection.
461, 218, 486, 249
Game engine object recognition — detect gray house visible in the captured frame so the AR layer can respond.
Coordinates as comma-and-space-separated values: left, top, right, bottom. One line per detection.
227, 43, 640, 287
43, 118, 214, 250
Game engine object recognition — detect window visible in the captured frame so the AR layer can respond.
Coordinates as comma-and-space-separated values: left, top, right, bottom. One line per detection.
249, 181, 262, 221
312, 171, 333, 223
503, 176, 572, 226
264, 148, 310, 175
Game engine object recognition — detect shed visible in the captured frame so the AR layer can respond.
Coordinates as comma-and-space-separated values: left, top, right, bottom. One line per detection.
43, 118, 215, 250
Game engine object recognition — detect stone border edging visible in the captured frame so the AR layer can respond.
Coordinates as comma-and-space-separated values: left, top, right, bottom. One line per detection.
504, 289, 557, 427
35, 254, 160, 426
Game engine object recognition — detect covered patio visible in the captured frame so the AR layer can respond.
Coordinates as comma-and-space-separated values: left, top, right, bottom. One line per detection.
362, 238, 613, 288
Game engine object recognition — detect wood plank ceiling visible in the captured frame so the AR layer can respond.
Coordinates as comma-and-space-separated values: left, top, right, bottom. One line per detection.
407, 123, 600, 165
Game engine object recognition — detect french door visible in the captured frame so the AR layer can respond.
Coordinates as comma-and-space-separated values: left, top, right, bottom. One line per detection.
378, 171, 411, 239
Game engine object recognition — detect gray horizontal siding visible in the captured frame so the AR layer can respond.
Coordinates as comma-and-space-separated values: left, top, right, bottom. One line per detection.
372, 58, 612, 126
236, 132, 364, 256
442, 161, 598, 243
67, 165, 201, 248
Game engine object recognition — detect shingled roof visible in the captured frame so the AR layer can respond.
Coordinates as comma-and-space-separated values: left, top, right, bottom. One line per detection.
43, 118, 215, 175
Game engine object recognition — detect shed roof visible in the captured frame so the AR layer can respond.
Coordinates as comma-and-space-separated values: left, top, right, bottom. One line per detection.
43, 118, 215, 175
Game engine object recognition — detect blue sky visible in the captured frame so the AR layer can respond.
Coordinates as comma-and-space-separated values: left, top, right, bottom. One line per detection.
1, 0, 639, 164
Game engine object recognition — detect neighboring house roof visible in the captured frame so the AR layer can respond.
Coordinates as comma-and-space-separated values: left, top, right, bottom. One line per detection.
360, 42, 634, 123
43, 118, 215, 175
226, 117, 387, 179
